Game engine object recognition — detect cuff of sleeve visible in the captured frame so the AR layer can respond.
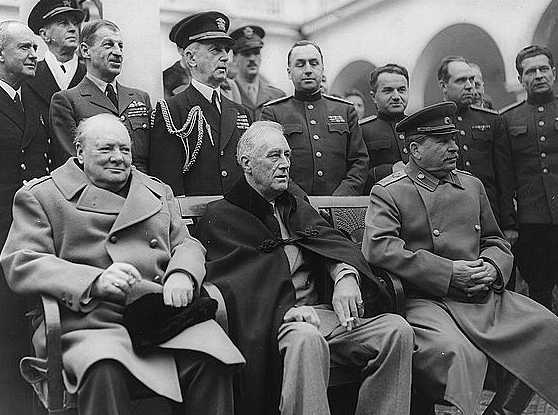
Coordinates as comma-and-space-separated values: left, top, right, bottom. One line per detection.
331, 263, 359, 285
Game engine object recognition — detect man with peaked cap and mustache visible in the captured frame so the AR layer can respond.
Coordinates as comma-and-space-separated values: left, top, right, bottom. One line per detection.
229, 25, 285, 120
150, 11, 252, 196
363, 101, 558, 415
50, 19, 152, 173
26, 0, 86, 168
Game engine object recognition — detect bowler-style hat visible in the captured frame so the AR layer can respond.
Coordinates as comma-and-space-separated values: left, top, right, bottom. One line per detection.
28, 0, 85, 34
169, 11, 232, 49
396, 101, 459, 138
230, 25, 265, 54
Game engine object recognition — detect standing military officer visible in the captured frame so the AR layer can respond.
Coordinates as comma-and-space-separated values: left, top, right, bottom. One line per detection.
360, 64, 410, 193
26, 0, 86, 168
50, 19, 152, 172
229, 25, 285, 120
162, 18, 192, 100
468, 62, 494, 110
261, 40, 369, 196
150, 11, 252, 196
0, 20, 52, 415
438, 56, 513, 234
499, 45, 558, 309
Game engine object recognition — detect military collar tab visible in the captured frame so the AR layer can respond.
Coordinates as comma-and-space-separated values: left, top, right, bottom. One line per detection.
294, 89, 322, 102
405, 159, 463, 191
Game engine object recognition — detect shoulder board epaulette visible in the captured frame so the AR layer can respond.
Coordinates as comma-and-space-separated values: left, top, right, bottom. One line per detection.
23, 175, 51, 189
376, 170, 408, 187
358, 114, 377, 126
323, 94, 352, 105
470, 105, 499, 115
499, 100, 525, 115
454, 168, 473, 176
263, 95, 291, 107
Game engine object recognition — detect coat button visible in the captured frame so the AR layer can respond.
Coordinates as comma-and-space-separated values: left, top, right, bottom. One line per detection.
221, 170, 228, 177
465, 161, 471, 167
539, 120, 545, 127
149, 238, 158, 248
109, 235, 118, 243
316, 151, 322, 158
541, 152, 547, 158
307, 104, 314, 110
462, 144, 468, 151
460, 130, 465, 136
417, 172, 425, 179
313, 134, 320, 140
20, 163, 26, 170
153, 275, 162, 283
540, 136, 546, 142
403, 148, 408, 154
120, 115, 126, 121
399, 134, 405, 140
474, 224, 481, 231
543, 168, 549, 174
142, 123, 147, 128
310, 119, 317, 125
47, 138, 51, 144
457, 116, 463, 121
538, 106, 545, 112
317, 170, 324, 177
433, 229, 440, 237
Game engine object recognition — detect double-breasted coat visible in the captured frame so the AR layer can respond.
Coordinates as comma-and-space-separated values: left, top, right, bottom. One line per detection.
0, 159, 237, 401
25, 59, 86, 168
50, 76, 152, 173
150, 85, 251, 196
362, 160, 558, 414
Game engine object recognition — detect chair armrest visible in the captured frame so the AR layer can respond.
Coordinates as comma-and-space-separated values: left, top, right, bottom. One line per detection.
371, 268, 406, 317
41, 295, 65, 411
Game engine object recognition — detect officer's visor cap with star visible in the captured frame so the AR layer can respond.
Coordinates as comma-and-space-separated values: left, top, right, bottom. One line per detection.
396, 101, 459, 140
169, 11, 233, 49
28, 0, 85, 35
230, 25, 265, 54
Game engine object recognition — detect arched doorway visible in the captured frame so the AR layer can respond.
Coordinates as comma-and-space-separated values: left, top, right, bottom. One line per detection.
331, 60, 376, 116
412, 24, 513, 111
533, 0, 558, 69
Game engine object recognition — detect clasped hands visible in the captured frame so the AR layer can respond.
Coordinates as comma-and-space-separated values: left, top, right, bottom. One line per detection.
449, 258, 497, 299
91, 262, 195, 307
283, 275, 362, 332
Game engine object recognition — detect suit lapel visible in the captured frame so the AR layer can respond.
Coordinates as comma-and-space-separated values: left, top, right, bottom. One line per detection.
27, 61, 60, 106
0, 87, 24, 132
117, 83, 134, 115
69, 61, 86, 88
219, 96, 237, 152
110, 171, 163, 234
80, 77, 117, 114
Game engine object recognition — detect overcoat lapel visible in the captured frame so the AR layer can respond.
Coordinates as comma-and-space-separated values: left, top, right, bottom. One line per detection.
219, 97, 237, 152
69, 62, 86, 88
110, 172, 163, 234
0, 87, 24, 132
79, 77, 117, 114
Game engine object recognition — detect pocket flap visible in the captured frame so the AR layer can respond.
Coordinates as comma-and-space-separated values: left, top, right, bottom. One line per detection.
283, 123, 303, 135
368, 138, 392, 150
509, 125, 527, 136
327, 122, 349, 134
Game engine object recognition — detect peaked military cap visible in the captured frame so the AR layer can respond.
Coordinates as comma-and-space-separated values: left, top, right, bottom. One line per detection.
28, 0, 84, 34
169, 11, 232, 49
230, 25, 265, 53
396, 101, 459, 137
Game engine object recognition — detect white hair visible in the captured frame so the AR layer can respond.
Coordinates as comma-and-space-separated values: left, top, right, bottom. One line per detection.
236, 121, 284, 165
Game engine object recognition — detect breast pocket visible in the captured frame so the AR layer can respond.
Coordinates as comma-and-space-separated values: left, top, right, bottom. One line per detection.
327, 122, 349, 135
283, 123, 303, 136
470, 129, 492, 151
129, 116, 149, 131
508, 125, 529, 152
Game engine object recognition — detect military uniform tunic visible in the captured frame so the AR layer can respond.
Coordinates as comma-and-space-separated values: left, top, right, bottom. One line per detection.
261, 92, 369, 195
452, 105, 509, 225
359, 112, 408, 193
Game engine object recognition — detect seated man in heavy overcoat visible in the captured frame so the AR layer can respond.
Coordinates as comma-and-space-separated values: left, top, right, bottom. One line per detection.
362, 102, 558, 415
195, 120, 414, 415
1, 113, 242, 415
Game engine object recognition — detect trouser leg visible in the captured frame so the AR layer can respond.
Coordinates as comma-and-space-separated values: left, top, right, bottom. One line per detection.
328, 313, 414, 415
277, 321, 330, 415
172, 350, 234, 415
77, 359, 132, 415
517, 224, 558, 310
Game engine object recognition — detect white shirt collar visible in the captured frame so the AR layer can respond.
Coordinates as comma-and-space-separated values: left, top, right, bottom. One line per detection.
44, 50, 79, 90
191, 78, 221, 106
0, 79, 19, 100
86, 73, 118, 95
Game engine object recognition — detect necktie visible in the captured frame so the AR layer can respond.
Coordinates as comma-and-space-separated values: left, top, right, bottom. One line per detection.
211, 90, 220, 113
105, 84, 118, 109
13, 92, 23, 112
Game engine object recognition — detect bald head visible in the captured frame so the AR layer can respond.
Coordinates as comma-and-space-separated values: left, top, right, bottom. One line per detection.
0, 20, 38, 88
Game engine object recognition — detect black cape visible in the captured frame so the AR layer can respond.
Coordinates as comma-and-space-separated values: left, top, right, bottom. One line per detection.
195, 177, 392, 415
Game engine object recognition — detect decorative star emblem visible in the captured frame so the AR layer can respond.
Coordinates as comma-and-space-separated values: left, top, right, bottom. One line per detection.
243, 26, 253, 38
216, 17, 226, 31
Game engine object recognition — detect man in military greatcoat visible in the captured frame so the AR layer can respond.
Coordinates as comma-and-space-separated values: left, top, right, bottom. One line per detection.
26, 0, 86, 168
150, 11, 252, 196
359, 64, 410, 193
261, 40, 369, 196
50, 19, 152, 172
499, 45, 558, 309
363, 101, 558, 415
